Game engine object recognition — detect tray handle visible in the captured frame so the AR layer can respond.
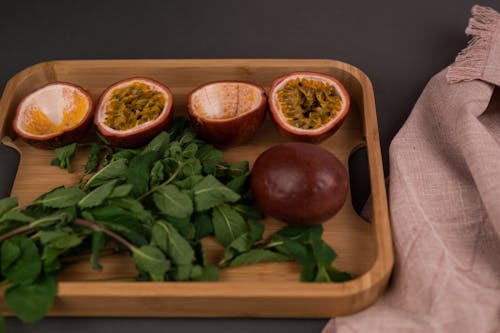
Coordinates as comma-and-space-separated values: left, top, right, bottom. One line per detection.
0, 138, 20, 199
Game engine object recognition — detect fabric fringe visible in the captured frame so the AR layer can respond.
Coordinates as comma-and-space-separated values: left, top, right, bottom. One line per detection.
446, 5, 499, 83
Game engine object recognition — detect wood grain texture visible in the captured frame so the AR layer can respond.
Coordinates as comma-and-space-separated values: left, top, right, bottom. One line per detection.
0, 59, 392, 318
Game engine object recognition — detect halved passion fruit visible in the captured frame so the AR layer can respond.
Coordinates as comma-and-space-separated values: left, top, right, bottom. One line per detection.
13, 82, 93, 148
187, 81, 267, 147
268, 72, 350, 143
95, 77, 173, 147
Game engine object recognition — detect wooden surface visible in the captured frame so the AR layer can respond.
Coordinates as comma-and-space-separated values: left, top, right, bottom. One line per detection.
0, 59, 393, 318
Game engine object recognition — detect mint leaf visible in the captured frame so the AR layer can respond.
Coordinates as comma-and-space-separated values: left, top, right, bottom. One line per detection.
36, 186, 86, 208
193, 212, 213, 239
4, 275, 57, 323
84, 143, 100, 174
1, 236, 41, 285
132, 245, 170, 281
91, 231, 106, 271
150, 160, 165, 187
127, 151, 159, 197
108, 184, 134, 199
179, 130, 196, 147
152, 221, 194, 265
112, 149, 138, 161
196, 144, 223, 163
212, 205, 247, 247
107, 197, 146, 215
174, 175, 204, 190
232, 204, 264, 220
310, 233, 337, 266
143, 131, 170, 153
153, 185, 193, 219
314, 265, 331, 282
193, 175, 240, 211
78, 180, 118, 209
0, 210, 34, 223
326, 266, 352, 282
85, 158, 128, 189
192, 263, 220, 281
274, 240, 314, 266
220, 220, 264, 265
171, 264, 192, 281
229, 249, 288, 267
31, 210, 75, 228
165, 216, 196, 240
51, 143, 77, 172
0, 197, 18, 217
89, 206, 147, 246
226, 172, 250, 194
229, 161, 249, 177
182, 158, 202, 177
182, 142, 198, 158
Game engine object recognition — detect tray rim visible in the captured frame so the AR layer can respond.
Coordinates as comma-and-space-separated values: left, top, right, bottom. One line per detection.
0, 58, 393, 318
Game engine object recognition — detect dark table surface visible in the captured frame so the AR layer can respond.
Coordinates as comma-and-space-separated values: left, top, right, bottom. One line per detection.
1, 0, 497, 332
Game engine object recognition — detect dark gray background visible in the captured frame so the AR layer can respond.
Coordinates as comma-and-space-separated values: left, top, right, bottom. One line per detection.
0, 0, 497, 332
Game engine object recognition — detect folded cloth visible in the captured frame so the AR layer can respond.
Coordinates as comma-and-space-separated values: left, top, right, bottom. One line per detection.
323, 5, 500, 333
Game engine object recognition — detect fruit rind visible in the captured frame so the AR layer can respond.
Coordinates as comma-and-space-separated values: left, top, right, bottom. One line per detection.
13, 82, 94, 149
251, 142, 348, 225
95, 77, 174, 148
187, 81, 267, 147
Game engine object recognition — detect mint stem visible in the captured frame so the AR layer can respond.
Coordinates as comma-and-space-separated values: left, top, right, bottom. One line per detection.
137, 161, 184, 201
0, 224, 33, 242
263, 240, 285, 249
73, 218, 135, 252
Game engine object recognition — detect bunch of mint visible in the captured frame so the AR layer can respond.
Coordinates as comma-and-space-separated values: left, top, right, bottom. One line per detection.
0, 117, 350, 327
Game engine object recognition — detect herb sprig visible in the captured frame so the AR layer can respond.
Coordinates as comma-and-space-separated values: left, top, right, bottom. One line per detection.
0, 116, 350, 328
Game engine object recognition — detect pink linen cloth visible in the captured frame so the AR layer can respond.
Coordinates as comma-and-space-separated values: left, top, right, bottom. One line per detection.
324, 5, 500, 333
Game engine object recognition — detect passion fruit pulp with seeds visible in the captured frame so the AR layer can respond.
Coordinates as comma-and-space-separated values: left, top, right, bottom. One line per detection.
95, 77, 173, 147
251, 142, 348, 226
13, 82, 94, 148
187, 81, 267, 147
268, 72, 350, 143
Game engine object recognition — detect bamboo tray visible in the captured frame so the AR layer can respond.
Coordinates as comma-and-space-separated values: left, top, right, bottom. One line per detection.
0, 59, 392, 318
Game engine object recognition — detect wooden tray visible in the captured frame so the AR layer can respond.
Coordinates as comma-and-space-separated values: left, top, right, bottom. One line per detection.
0, 59, 392, 318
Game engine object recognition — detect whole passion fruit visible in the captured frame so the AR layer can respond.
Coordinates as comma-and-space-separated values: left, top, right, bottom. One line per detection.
95, 77, 173, 147
187, 81, 266, 147
268, 72, 350, 143
13, 82, 94, 148
251, 142, 348, 225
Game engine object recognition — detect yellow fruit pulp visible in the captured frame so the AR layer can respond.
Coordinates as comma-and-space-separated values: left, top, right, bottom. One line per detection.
104, 82, 166, 131
277, 78, 342, 130
23, 90, 89, 136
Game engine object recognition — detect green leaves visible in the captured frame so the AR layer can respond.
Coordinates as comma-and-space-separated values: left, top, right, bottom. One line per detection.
1, 236, 41, 284
91, 231, 106, 271
0, 197, 18, 217
4, 275, 57, 323
0, 116, 350, 327
267, 225, 351, 282
78, 180, 117, 209
126, 151, 159, 197
230, 249, 288, 267
51, 143, 77, 172
152, 221, 194, 265
132, 245, 170, 281
193, 175, 240, 211
85, 158, 128, 189
36, 186, 86, 208
212, 205, 247, 247
84, 143, 101, 174
153, 185, 193, 219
